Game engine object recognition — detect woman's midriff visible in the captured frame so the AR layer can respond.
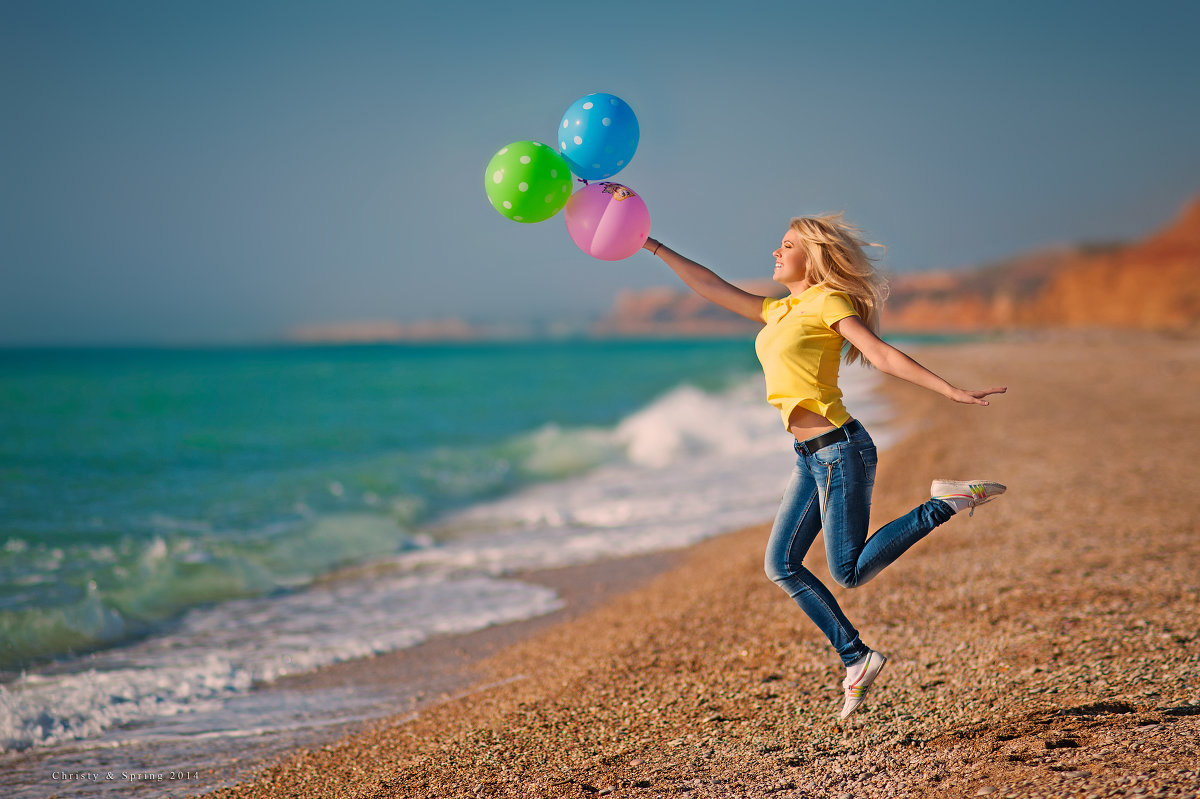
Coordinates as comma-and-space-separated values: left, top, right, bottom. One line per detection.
787, 405, 839, 442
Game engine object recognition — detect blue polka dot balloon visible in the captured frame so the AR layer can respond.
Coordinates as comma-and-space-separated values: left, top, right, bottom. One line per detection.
558, 93, 639, 181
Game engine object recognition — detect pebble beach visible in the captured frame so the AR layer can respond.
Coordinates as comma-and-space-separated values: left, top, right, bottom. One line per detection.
201, 331, 1200, 799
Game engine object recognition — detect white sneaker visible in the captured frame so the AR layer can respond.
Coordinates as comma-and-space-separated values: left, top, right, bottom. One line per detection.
839, 650, 887, 719
931, 480, 1007, 517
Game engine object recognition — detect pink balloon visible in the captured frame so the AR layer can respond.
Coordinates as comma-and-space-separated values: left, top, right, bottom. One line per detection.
564, 182, 651, 261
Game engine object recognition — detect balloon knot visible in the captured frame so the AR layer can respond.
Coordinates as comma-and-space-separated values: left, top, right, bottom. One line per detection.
576, 178, 589, 186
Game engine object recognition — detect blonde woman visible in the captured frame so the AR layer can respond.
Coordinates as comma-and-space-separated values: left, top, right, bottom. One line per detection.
642, 215, 1007, 719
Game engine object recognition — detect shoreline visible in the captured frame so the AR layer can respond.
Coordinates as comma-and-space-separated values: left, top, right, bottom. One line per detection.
267, 547, 691, 725
4, 550, 699, 799
196, 329, 1200, 798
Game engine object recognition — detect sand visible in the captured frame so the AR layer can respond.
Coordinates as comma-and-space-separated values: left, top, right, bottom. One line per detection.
200, 331, 1200, 799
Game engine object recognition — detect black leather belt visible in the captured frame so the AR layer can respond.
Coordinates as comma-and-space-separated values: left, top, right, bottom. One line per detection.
795, 419, 864, 456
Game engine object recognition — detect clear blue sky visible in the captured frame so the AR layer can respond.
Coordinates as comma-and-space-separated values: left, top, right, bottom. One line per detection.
2, 0, 1198, 345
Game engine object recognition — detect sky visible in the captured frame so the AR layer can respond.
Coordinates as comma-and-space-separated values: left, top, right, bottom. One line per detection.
2, 0, 1198, 345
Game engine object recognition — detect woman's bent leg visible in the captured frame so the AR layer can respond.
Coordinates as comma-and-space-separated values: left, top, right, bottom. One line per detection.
818, 428, 955, 588
853, 499, 954, 584
764, 456, 871, 667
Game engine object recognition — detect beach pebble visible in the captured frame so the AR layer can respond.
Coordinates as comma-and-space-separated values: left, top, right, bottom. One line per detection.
974, 788, 998, 796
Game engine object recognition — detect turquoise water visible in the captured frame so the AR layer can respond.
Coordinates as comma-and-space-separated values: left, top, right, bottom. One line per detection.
0, 337, 909, 797
0, 340, 762, 674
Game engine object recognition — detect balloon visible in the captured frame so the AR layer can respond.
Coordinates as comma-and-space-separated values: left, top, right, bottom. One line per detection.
558, 93, 639, 181
484, 141, 573, 223
564, 182, 650, 261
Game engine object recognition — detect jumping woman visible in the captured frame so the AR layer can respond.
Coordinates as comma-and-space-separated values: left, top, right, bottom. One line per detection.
642, 214, 1007, 718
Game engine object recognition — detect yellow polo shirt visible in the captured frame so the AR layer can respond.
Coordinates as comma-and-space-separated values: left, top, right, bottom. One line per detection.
754, 286, 859, 429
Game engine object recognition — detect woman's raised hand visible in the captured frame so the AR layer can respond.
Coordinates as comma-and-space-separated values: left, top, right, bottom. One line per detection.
949, 386, 1008, 406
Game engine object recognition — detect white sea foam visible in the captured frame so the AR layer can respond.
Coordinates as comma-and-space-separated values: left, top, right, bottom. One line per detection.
0, 572, 560, 751
403, 369, 894, 575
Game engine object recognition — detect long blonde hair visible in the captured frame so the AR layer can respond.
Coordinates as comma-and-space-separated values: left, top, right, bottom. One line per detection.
789, 213, 889, 365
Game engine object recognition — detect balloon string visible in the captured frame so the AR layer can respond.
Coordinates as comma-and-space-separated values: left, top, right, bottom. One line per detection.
576, 178, 589, 186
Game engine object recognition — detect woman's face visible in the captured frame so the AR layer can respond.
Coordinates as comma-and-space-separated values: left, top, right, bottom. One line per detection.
773, 228, 808, 285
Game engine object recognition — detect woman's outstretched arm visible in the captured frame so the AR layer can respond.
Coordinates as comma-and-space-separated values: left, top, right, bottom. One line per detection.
643, 237, 767, 323
834, 315, 1007, 405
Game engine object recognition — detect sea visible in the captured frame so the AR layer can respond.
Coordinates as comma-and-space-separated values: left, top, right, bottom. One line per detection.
0, 339, 896, 797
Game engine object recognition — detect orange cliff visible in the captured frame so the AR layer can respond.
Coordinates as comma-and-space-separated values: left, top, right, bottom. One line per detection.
1026, 197, 1200, 330
884, 196, 1200, 332
594, 196, 1200, 336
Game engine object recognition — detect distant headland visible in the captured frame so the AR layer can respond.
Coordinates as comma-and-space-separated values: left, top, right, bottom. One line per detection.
287, 195, 1200, 343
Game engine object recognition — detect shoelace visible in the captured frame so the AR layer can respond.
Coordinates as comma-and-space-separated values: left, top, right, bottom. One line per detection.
966, 484, 989, 516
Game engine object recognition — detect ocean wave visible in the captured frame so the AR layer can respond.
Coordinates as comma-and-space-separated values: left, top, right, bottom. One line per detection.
397, 372, 891, 575
0, 572, 560, 752
0, 364, 892, 754
0, 512, 432, 672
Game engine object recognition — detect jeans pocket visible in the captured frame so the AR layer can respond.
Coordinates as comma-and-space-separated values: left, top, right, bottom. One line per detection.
858, 446, 878, 469
813, 444, 844, 466
857, 446, 878, 486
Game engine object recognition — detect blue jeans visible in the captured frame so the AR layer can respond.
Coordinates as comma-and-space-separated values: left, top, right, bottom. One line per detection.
763, 420, 954, 666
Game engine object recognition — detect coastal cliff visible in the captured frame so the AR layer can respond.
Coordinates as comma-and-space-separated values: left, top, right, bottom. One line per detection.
884, 196, 1200, 332
291, 196, 1200, 343
595, 196, 1200, 336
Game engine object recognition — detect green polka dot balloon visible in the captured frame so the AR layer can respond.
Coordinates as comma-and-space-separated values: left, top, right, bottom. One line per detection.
485, 141, 573, 223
